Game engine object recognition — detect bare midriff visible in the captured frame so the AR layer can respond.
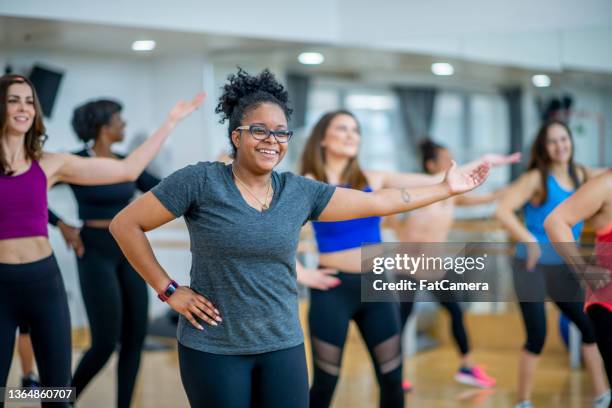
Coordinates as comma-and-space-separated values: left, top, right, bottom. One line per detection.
0, 236, 52, 264
318, 247, 362, 273
84, 219, 112, 229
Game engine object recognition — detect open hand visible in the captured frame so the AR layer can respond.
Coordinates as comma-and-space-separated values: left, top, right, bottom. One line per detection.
298, 267, 340, 290
444, 160, 490, 195
167, 92, 207, 125
526, 241, 541, 271
167, 286, 221, 330
58, 221, 84, 258
581, 264, 612, 291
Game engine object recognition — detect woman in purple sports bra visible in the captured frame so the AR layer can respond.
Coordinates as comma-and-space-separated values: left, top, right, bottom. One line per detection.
0, 74, 203, 407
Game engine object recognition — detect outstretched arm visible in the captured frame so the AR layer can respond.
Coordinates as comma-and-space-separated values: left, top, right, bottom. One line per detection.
455, 186, 507, 206
319, 160, 490, 222
45, 93, 205, 187
369, 152, 520, 190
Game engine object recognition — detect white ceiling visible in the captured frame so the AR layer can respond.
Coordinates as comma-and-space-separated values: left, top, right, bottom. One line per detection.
1, 0, 611, 72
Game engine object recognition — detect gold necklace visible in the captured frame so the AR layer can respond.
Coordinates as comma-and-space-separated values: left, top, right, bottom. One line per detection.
232, 166, 272, 210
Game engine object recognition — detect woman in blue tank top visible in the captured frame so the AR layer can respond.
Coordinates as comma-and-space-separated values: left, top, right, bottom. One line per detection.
299, 110, 513, 407
495, 120, 610, 408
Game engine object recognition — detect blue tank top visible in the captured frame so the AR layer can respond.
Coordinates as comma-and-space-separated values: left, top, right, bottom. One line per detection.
515, 174, 583, 264
312, 186, 382, 253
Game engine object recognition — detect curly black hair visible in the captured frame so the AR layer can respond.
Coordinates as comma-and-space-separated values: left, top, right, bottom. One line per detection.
215, 68, 292, 157
71, 99, 122, 143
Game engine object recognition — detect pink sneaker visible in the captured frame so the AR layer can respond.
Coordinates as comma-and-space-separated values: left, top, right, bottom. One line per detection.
454, 366, 496, 388
402, 379, 413, 392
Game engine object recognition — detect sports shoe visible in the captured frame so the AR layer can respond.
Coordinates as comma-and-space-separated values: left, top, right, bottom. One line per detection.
454, 365, 496, 388
593, 389, 611, 408
21, 372, 40, 388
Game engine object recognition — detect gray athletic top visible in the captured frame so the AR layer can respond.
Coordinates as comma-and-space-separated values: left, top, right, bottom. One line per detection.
151, 161, 336, 354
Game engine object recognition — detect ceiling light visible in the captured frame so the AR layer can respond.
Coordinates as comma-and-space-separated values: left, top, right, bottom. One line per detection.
431, 62, 454, 76
532, 74, 551, 87
132, 40, 156, 52
298, 52, 324, 65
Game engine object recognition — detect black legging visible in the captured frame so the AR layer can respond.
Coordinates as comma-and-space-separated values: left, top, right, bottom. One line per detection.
398, 284, 469, 356
309, 272, 403, 408
0, 255, 71, 408
178, 342, 309, 407
587, 305, 612, 398
72, 226, 148, 408
512, 258, 596, 354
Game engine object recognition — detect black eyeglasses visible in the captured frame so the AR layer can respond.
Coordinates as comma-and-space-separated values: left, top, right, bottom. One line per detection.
235, 125, 293, 143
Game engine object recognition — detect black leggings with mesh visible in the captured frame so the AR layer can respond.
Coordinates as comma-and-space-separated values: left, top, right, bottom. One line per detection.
308, 272, 403, 408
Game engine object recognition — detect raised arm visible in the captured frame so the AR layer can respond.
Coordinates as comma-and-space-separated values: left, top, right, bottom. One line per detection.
544, 173, 612, 288
493, 171, 540, 243
109, 191, 220, 330
585, 166, 610, 179
455, 187, 507, 206
45, 93, 205, 187
318, 160, 490, 222
368, 152, 520, 190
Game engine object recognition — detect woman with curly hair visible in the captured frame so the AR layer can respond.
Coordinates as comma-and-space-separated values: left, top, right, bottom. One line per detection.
47, 98, 164, 408
110, 68, 491, 407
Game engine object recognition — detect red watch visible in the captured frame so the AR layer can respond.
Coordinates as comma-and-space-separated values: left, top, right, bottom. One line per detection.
158, 280, 179, 302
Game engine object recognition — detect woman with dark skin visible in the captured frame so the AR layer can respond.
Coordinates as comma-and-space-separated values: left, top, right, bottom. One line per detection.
48, 99, 162, 408
0, 74, 203, 407
110, 69, 491, 407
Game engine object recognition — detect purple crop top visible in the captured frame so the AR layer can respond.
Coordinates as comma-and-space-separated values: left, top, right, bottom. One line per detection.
0, 160, 48, 239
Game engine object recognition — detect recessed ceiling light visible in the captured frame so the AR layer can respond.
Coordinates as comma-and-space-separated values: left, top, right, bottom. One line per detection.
532, 74, 551, 88
298, 52, 324, 65
431, 62, 454, 76
132, 40, 156, 52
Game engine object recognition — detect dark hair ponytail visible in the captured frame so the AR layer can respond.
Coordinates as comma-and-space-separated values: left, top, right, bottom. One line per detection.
419, 139, 445, 173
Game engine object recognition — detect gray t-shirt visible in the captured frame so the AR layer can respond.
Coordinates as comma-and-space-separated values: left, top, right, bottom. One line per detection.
151, 161, 335, 354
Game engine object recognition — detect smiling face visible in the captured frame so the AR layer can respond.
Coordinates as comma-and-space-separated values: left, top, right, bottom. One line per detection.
4, 83, 36, 136
231, 102, 288, 173
321, 113, 361, 159
544, 123, 573, 164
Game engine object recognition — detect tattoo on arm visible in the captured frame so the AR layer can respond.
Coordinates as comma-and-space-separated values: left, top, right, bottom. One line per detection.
401, 189, 411, 203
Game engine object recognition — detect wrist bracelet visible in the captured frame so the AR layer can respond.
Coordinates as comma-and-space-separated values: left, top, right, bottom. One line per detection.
158, 280, 179, 302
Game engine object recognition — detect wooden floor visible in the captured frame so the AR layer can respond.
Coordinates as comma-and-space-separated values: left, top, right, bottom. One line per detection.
6, 303, 599, 407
